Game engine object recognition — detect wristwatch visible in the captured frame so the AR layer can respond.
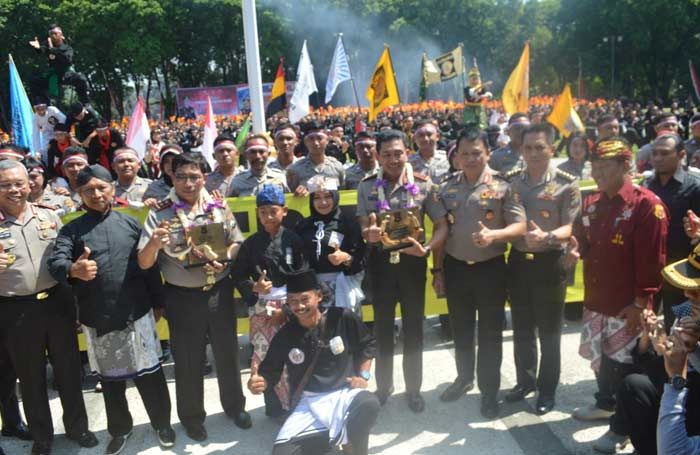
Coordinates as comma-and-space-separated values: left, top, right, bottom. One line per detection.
423, 245, 432, 257
359, 370, 371, 381
546, 232, 557, 246
670, 375, 687, 390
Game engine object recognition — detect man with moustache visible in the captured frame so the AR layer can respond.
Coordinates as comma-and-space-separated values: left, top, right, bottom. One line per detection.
408, 120, 450, 182
344, 132, 379, 190
60, 146, 89, 207
230, 135, 289, 196
287, 121, 345, 196
597, 114, 621, 141
142, 145, 182, 202
489, 113, 531, 174
112, 147, 153, 206
269, 124, 300, 172
205, 134, 242, 196
86, 119, 124, 173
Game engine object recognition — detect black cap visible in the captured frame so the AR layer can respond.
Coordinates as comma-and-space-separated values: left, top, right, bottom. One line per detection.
54, 123, 70, 133
69, 102, 84, 117
76, 164, 113, 187
286, 269, 321, 294
301, 120, 326, 135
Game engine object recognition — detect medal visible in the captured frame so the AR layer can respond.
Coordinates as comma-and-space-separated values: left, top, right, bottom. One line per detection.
5, 253, 15, 266
540, 210, 551, 219
390, 250, 401, 264
447, 212, 455, 224
288, 348, 305, 364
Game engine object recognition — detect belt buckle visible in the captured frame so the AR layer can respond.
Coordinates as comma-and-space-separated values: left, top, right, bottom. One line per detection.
36, 291, 49, 300
202, 284, 213, 292
467, 260, 475, 265
525, 253, 535, 261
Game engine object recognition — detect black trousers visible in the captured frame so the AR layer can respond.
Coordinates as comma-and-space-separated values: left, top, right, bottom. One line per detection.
101, 368, 171, 437
2, 292, 88, 442
595, 355, 639, 411
164, 278, 245, 428
444, 254, 506, 400
369, 252, 426, 394
272, 391, 380, 455
29, 70, 90, 104
508, 250, 567, 398
0, 332, 22, 430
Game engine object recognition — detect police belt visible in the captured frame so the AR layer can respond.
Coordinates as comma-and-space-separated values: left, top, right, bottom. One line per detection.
0, 285, 58, 304
509, 248, 564, 264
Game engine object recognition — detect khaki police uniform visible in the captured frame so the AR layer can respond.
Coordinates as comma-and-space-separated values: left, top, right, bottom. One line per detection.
114, 175, 152, 203
286, 155, 345, 192
433, 167, 526, 402
33, 188, 75, 215
204, 168, 242, 196
0, 203, 90, 443
506, 165, 581, 400
138, 197, 247, 428
489, 144, 524, 174
344, 163, 378, 190
142, 178, 171, 201
408, 149, 450, 183
230, 167, 289, 197
356, 172, 443, 397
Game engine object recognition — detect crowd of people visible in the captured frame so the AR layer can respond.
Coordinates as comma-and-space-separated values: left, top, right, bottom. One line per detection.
2, 22, 700, 455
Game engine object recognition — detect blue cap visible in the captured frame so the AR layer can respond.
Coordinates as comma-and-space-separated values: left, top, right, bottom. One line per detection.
256, 184, 285, 207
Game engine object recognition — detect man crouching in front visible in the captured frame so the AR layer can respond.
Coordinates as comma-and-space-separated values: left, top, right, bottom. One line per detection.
247, 269, 380, 455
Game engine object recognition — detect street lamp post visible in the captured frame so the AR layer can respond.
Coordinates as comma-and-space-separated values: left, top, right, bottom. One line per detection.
603, 35, 623, 98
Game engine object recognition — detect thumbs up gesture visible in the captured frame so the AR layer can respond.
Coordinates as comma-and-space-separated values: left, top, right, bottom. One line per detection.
252, 269, 272, 295
149, 221, 171, 250
472, 221, 494, 248
328, 244, 351, 266
0, 243, 11, 272
70, 246, 98, 281
364, 212, 383, 244
564, 236, 580, 269
683, 210, 700, 240
524, 220, 548, 249
247, 367, 267, 394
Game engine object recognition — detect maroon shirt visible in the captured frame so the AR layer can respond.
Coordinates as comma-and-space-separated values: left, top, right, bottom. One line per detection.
574, 179, 668, 316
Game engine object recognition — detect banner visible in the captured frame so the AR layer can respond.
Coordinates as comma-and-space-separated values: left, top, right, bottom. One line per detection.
176, 85, 239, 116
434, 46, 464, 82
237, 82, 296, 116
366, 47, 400, 122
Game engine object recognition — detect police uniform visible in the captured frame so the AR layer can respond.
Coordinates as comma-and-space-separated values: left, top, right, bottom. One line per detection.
68, 185, 82, 207
204, 168, 241, 195
230, 167, 290, 197
142, 178, 171, 201
138, 195, 247, 430
344, 163, 378, 190
0, 204, 91, 444
356, 172, 443, 402
408, 149, 450, 182
489, 144, 524, 174
33, 188, 75, 216
287, 156, 345, 192
506, 165, 581, 403
114, 175, 152, 203
433, 167, 526, 406
268, 157, 298, 172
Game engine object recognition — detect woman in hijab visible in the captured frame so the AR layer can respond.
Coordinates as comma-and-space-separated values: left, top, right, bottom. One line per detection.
295, 176, 366, 313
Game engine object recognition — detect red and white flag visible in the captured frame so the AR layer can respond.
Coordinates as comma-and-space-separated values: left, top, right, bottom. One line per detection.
126, 97, 151, 160
201, 96, 217, 169
690, 60, 700, 103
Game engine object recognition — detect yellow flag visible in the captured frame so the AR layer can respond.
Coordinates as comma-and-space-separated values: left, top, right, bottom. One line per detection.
502, 42, 529, 115
366, 47, 400, 122
547, 84, 584, 138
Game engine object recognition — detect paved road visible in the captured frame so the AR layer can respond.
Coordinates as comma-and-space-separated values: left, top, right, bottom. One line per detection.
3, 312, 635, 455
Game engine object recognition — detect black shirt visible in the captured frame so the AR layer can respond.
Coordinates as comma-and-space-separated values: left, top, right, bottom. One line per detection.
67, 106, 100, 142
259, 307, 376, 394
37, 42, 74, 76
47, 209, 163, 336
644, 168, 700, 262
231, 227, 306, 307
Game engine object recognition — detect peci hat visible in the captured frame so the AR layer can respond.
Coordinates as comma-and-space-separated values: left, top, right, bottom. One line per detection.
286, 269, 322, 294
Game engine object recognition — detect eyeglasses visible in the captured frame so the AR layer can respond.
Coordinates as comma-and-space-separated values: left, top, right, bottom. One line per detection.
174, 174, 203, 183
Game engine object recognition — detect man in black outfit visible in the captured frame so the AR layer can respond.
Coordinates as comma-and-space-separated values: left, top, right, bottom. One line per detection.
0, 331, 31, 443
29, 24, 90, 104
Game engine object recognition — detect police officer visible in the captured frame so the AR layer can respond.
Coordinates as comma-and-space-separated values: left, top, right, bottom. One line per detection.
205, 134, 242, 195
431, 127, 526, 419
344, 132, 379, 190
269, 124, 299, 172
112, 147, 153, 206
0, 160, 97, 455
504, 124, 581, 415
230, 134, 289, 196
489, 113, 530, 174
356, 129, 448, 413
287, 121, 345, 196
408, 120, 450, 182
142, 144, 182, 202
24, 157, 74, 215
60, 146, 89, 207
137, 152, 251, 441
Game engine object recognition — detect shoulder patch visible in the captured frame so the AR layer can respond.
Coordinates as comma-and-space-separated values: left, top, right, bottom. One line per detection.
362, 174, 378, 182
32, 203, 56, 211
440, 171, 460, 183
503, 168, 523, 180
155, 198, 173, 212
555, 169, 577, 182
413, 172, 429, 182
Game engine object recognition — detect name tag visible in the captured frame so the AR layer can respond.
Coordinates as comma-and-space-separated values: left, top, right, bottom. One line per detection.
328, 231, 344, 249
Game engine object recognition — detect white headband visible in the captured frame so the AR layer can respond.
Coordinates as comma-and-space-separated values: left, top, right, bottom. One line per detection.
307, 176, 339, 193
691, 120, 700, 129
245, 145, 269, 154
354, 140, 376, 146
304, 131, 328, 140
657, 119, 678, 129
62, 155, 88, 165
274, 129, 297, 139
214, 140, 237, 152
0, 150, 24, 160
113, 149, 140, 162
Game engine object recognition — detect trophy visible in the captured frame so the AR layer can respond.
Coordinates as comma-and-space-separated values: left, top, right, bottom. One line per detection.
377, 207, 424, 264
186, 219, 228, 267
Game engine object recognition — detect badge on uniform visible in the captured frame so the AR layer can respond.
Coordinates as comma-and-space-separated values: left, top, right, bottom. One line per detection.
485, 210, 495, 221
540, 210, 551, 219
288, 348, 305, 364
0, 229, 10, 239
582, 216, 590, 227
654, 204, 666, 220
612, 233, 624, 245
329, 336, 345, 355
587, 204, 596, 214
447, 212, 455, 225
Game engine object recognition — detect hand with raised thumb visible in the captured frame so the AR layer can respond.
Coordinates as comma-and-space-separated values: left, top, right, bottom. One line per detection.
328, 244, 351, 266
70, 246, 98, 281
0, 243, 10, 273
252, 269, 272, 295
365, 212, 382, 244
472, 221, 494, 248
525, 220, 548, 248
564, 235, 580, 268
247, 370, 267, 395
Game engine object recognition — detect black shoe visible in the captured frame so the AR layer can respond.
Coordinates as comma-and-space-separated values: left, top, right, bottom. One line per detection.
535, 395, 555, 415
439, 379, 474, 402
0, 443, 5, 455
105, 432, 131, 455
2, 422, 32, 440
480, 398, 500, 419
157, 427, 176, 448
406, 391, 425, 413
375, 386, 394, 406
504, 384, 535, 403
31, 441, 52, 455
185, 424, 207, 442
230, 410, 252, 429
67, 431, 98, 448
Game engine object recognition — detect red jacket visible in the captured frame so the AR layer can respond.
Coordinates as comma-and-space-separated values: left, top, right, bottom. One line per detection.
574, 179, 668, 316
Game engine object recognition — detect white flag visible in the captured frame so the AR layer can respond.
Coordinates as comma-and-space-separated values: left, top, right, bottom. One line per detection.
201, 96, 217, 169
125, 97, 151, 160
289, 41, 318, 124
324, 36, 351, 104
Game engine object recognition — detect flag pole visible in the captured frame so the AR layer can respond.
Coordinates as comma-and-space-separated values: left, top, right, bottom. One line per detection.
241, 0, 266, 133
338, 33, 363, 114
459, 43, 466, 100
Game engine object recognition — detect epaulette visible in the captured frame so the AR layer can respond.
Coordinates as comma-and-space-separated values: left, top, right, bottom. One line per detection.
32, 202, 56, 211
113, 197, 129, 207
362, 174, 378, 182
503, 168, 523, 180
555, 169, 577, 182
440, 170, 461, 183
413, 172, 429, 182
155, 198, 173, 212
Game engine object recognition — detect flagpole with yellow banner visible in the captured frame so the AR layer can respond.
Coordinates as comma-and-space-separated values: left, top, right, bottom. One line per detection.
366, 45, 400, 122
266, 58, 287, 118
547, 84, 584, 138
502, 41, 530, 115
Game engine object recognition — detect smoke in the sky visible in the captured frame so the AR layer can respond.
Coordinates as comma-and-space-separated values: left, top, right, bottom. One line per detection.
258, 0, 469, 107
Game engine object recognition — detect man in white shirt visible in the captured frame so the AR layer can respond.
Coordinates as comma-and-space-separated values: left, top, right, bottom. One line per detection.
31, 97, 66, 163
